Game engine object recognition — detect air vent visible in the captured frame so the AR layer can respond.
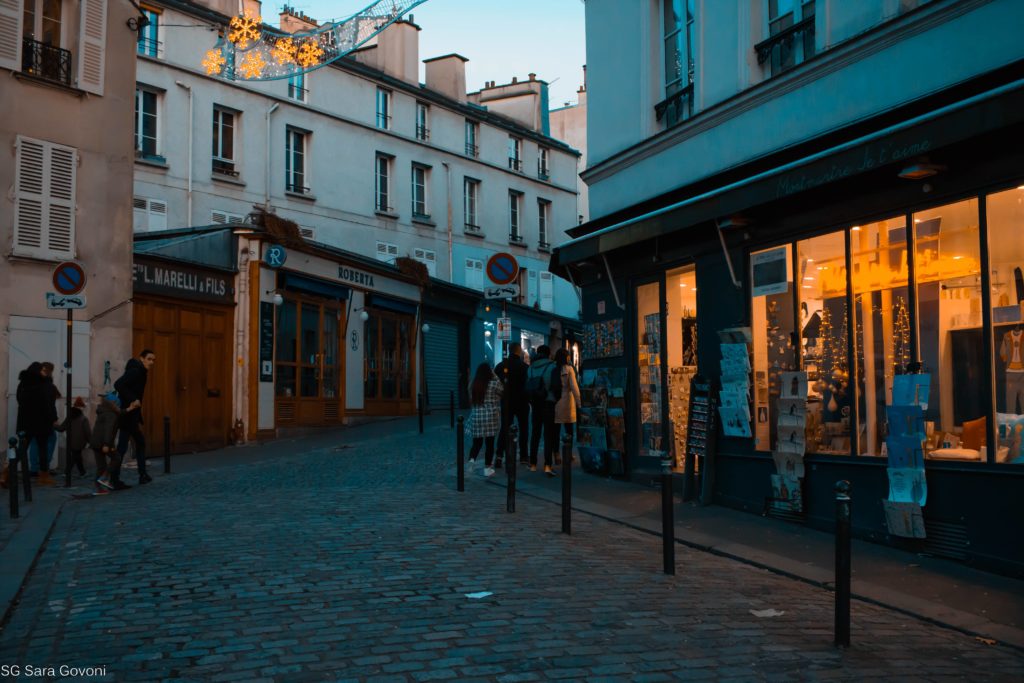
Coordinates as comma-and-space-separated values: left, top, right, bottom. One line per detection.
277, 402, 295, 422
324, 401, 340, 421
923, 519, 968, 561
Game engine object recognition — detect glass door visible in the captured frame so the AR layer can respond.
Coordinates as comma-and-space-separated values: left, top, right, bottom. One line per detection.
300, 303, 321, 399
364, 310, 416, 411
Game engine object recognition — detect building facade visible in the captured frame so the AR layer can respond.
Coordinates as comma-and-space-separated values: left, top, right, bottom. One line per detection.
1, 0, 137, 438
549, 70, 589, 226
554, 0, 1024, 576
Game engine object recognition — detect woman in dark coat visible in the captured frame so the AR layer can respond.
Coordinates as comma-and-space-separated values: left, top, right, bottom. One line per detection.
16, 362, 58, 478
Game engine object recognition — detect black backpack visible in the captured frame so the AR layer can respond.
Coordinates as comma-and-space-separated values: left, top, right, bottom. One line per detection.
525, 363, 549, 402
550, 365, 563, 402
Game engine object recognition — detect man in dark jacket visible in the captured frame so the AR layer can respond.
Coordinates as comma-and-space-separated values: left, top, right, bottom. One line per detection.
494, 343, 530, 467
114, 350, 156, 485
525, 345, 558, 475
16, 362, 58, 484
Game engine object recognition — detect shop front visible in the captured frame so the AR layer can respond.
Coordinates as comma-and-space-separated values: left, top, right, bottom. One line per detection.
553, 77, 1024, 576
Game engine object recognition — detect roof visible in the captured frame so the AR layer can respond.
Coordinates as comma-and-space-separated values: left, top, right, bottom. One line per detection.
134, 226, 238, 272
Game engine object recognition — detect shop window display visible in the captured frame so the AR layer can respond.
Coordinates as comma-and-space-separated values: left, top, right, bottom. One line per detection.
666, 265, 698, 470
636, 282, 664, 458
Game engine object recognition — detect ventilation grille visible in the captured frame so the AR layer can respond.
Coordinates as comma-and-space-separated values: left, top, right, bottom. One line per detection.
324, 401, 340, 421
765, 505, 806, 525
277, 402, 295, 422
923, 519, 969, 561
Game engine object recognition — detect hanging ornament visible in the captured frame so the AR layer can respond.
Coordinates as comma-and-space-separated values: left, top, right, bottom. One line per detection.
828, 395, 839, 412
228, 11, 263, 50
271, 38, 298, 65
202, 49, 226, 76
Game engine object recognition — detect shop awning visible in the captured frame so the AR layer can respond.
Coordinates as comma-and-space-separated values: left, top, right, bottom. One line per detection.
367, 294, 418, 315
279, 273, 351, 300
551, 77, 1024, 276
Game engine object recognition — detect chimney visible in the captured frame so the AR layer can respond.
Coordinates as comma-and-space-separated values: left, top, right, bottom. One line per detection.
529, 73, 536, 81
376, 19, 420, 84
424, 54, 469, 103
511, 76, 518, 84
279, 5, 317, 34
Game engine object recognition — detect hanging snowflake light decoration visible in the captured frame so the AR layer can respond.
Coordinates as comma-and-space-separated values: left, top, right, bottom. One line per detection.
228, 11, 263, 50
202, 49, 226, 75
238, 51, 268, 79
296, 40, 325, 68
272, 38, 298, 65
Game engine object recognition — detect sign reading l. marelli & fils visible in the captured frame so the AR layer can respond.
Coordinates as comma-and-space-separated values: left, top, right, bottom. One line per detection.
133, 258, 235, 304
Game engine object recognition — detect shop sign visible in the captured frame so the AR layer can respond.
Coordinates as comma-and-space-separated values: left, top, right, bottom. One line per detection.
265, 245, 288, 268
775, 137, 932, 198
337, 265, 375, 288
259, 301, 274, 382
750, 246, 790, 297
497, 317, 512, 341
132, 258, 235, 304
484, 284, 519, 299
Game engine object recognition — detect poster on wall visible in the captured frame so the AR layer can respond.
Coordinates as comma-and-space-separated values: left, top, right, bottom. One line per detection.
883, 500, 926, 538
751, 246, 791, 297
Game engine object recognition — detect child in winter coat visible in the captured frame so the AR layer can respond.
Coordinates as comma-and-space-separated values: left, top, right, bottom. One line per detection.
91, 392, 121, 493
56, 397, 92, 477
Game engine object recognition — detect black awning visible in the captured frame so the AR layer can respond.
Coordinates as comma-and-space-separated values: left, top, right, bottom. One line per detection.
279, 272, 351, 300
367, 294, 418, 315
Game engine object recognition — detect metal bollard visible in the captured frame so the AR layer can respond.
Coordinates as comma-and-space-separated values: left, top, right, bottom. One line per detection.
834, 480, 852, 648
8, 437, 19, 519
561, 433, 572, 534
19, 434, 31, 503
506, 424, 517, 513
64, 438, 73, 489
163, 416, 171, 474
418, 394, 424, 434
456, 416, 465, 492
661, 455, 676, 575
450, 390, 455, 429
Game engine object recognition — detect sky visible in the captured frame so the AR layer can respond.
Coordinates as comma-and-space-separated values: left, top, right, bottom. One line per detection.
288, 0, 588, 109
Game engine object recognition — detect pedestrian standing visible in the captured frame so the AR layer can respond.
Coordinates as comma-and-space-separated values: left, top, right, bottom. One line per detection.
114, 349, 156, 485
553, 347, 582, 468
525, 345, 558, 474
91, 391, 121, 493
16, 362, 58, 484
467, 363, 503, 477
494, 342, 530, 467
34, 362, 61, 477
56, 397, 91, 477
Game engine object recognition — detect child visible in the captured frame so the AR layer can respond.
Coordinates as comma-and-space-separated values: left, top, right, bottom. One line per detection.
91, 392, 122, 493
56, 397, 91, 478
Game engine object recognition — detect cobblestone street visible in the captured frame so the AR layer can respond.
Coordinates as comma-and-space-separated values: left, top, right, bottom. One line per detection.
1, 423, 1022, 682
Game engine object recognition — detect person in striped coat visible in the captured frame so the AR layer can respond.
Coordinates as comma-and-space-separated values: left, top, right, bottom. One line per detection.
467, 362, 503, 477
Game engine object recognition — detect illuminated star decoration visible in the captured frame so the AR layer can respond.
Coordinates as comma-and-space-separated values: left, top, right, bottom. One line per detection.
272, 38, 298, 65
202, 49, 226, 75
238, 52, 267, 79
296, 40, 325, 68
228, 11, 263, 50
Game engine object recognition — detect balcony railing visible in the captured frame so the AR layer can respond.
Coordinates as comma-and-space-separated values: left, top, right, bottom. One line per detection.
654, 83, 694, 128
286, 182, 311, 195
754, 16, 815, 73
376, 113, 391, 129
288, 84, 308, 101
465, 143, 478, 157
464, 223, 482, 235
416, 125, 430, 141
137, 37, 162, 58
508, 232, 525, 245
22, 37, 72, 87
538, 240, 551, 252
508, 157, 523, 172
212, 158, 238, 177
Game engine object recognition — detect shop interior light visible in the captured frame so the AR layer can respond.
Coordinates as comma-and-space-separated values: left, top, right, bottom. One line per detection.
898, 162, 945, 180
802, 285, 814, 289
804, 276, 815, 280
851, 226, 861, 231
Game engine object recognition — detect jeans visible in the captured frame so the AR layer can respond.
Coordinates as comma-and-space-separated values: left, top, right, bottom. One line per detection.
529, 400, 557, 468
117, 420, 147, 477
1007, 372, 1024, 415
469, 437, 495, 466
28, 432, 56, 473
496, 402, 530, 463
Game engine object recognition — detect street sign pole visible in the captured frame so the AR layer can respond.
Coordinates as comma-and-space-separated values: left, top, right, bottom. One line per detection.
64, 308, 72, 488
52, 262, 85, 488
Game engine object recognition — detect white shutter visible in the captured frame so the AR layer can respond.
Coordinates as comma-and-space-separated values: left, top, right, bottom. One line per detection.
0, 0, 23, 72
465, 258, 483, 290
133, 197, 148, 231
299, 227, 315, 240
48, 146, 76, 254
540, 272, 554, 310
413, 248, 436, 277
211, 210, 227, 224
14, 138, 46, 254
77, 0, 107, 95
149, 200, 167, 230
15, 137, 76, 259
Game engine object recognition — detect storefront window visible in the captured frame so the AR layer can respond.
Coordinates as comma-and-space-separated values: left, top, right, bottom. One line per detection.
751, 245, 796, 452
666, 265, 697, 470
276, 299, 297, 397
852, 217, 910, 456
914, 198, 982, 461
364, 310, 415, 403
986, 187, 1024, 464
636, 282, 663, 458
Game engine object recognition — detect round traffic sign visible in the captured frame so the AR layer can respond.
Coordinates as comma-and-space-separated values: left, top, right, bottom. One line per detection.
52, 262, 86, 295
486, 252, 519, 285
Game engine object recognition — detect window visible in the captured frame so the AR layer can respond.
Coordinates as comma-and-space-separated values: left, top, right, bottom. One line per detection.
637, 281, 663, 458
299, 226, 315, 241
375, 154, 392, 212
508, 136, 522, 171
211, 210, 245, 224
538, 199, 551, 249
137, 8, 161, 57
285, 128, 308, 194
508, 191, 523, 242
538, 147, 550, 179
465, 258, 484, 290
759, 0, 816, 77
539, 271, 554, 311
212, 107, 237, 176
464, 178, 480, 230
415, 102, 430, 141
666, 265, 698, 470
465, 120, 478, 157
288, 72, 307, 102
413, 248, 436, 277
659, 0, 695, 126
132, 196, 167, 232
364, 310, 415, 402
375, 241, 398, 264
19, 0, 71, 87
411, 164, 430, 219
13, 136, 76, 259
376, 87, 391, 129
134, 86, 160, 159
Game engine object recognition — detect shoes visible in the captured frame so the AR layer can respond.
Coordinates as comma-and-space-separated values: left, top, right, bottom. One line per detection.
466, 459, 476, 473
112, 480, 132, 491
544, 465, 556, 477
96, 477, 113, 490
94, 485, 110, 496
36, 473, 55, 486
529, 465, 537, 472
138, 473, 152, 485
484, 467, 495, 477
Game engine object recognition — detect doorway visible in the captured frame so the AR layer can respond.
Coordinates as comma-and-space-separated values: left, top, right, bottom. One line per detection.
363, 309, 415, 415
275, 296, 344, 425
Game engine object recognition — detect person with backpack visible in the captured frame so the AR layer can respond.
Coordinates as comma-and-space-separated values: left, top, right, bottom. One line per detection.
55, 397, 91, 479
553, 347, 582, 463
494, 343, 530, 468
525, 345, 558, 475
467, 363, 503, 477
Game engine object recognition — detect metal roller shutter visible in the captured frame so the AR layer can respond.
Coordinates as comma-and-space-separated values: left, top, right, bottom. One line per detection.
423, 319, 459, 408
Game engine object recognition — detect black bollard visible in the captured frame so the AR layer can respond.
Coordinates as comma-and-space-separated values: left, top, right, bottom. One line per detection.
456, 416, 465, 492
450, 390, 455, 429
8, 437, 19, 519
561, 433, 572, 534
506, 424, 517, 513
834, 480, 852, 648
661, 455, 675, 575
64, 437, 72, 489
163, 416, 171, 474
19, 433, 31, 503
418, 394, 424, 434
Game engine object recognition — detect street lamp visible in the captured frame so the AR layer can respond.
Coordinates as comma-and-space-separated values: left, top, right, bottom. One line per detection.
421, 323, 430, 334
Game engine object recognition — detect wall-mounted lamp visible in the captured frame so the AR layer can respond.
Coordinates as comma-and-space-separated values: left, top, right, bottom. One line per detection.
352, 307, 370, 322
421, 323, 431, 334
897, 162, 945, 180
265, 290, 284, 306
484, 330, 492, 338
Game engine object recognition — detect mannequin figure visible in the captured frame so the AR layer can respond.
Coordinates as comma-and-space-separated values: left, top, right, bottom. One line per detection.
1001, 325, 1024, 414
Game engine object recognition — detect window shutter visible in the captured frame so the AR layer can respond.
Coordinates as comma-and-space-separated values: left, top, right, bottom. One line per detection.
540, 272, 554, 310
47, 146, 76, 255
149, 200, 167, 230
15, 139, 46, 254
14, 137, 76, 259
78, 0, 108, 95
133, 197, 148, 231
0, 0, 23, 71
299, 227, 315, 240
211, 210, 227, 224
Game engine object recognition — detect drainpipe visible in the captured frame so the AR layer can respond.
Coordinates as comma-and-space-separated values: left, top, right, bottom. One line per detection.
265, 103, 279, 209
442, 161, 453, 281
175, 81, 193, 225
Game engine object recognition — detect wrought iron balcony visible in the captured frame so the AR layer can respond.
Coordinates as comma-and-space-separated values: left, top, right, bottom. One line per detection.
137, 37, 162, 58
538, 240, 551, 252
508, 157, 523, 172
212, 158, 238, 177
416, 125, 430, 141
754, 16, 815, 70
508, 232, 525, 245
654, 83, 694, 128
286, 182, 311, 195
22, 37, 72, 87
465, 143, 478, 157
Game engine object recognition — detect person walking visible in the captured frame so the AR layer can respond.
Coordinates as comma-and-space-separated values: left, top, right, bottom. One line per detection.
91, 391, 121, 493
114, 349, 156, 485
494, 342, 530, 468
553, 347, 582, 473
467, 363, 503, 477
525, 345, 557, 473
56, 397, 91, 478
15, 362, 59, 485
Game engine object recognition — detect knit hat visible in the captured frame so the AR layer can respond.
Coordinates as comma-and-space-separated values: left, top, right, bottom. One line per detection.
72, 396, 86, 409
